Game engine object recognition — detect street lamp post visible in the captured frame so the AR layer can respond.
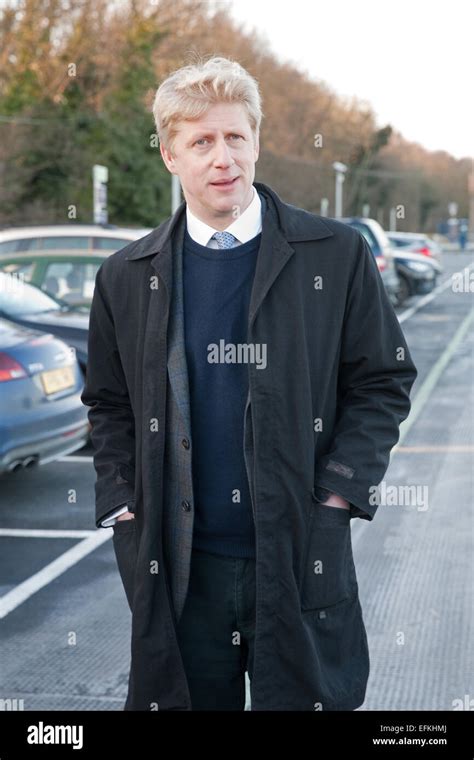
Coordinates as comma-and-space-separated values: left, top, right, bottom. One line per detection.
333, 161, 347, 219
468, 160, 474, 243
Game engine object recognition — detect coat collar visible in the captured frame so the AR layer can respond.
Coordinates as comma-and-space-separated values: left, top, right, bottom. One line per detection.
125, 181, 334, 262
125, 181, 334, 331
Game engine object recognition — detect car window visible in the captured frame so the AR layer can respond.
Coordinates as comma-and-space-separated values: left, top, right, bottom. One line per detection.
42, 261, 100, 304
0, 240, 24, 253
0, 261, 34, 281
388, 237, 409, 248
0, 236, 92, 251
0, 273, 61, 316
92, 237, 131, 250
0, 238, 40, 252
38, 237, 91, 249
23, 238, 44, 250
347, 222, 380, 255
390, 235, 433, 249
399, 237, 418, 245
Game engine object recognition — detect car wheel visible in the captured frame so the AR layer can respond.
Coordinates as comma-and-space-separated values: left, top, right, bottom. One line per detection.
395, 274, 410, 305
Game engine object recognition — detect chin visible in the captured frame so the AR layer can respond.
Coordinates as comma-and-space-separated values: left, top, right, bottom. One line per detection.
211, 186, 247, 204
207, 195, 239, 211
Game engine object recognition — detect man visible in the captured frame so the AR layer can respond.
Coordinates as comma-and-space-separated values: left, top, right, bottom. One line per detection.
81, 56, 417, 711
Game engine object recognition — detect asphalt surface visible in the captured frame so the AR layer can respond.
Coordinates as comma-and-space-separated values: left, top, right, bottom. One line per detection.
0, 246, 472, 711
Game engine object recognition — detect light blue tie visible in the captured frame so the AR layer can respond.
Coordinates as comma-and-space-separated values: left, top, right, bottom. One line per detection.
211, 231, 237, 249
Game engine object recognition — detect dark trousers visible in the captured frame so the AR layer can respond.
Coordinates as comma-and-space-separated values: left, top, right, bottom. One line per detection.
175, 547, 256, 710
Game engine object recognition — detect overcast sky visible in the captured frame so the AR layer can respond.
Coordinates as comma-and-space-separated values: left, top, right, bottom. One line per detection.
227, 0, 473, 160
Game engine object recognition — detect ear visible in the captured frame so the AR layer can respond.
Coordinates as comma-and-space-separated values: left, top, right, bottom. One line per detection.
160, 142, 177, 174
253, 133, 260, 163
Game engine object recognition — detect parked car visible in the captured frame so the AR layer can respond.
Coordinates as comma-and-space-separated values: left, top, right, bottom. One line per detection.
387, 232, 443, 266
340, 217, 401, 305
390, 248, 440, 303
0, 249, 106, 309
0, 223, 152, 254
0, 317, 89, 475
0, 273, 89, 376
342, 218, 438, 306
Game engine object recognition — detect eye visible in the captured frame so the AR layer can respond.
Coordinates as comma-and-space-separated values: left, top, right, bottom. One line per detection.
194, 138, 209, 146
229, 134, 242, 140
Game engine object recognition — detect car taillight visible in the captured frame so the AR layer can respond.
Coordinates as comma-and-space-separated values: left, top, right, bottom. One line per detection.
376, 256, 387, 272
0, 352, 28, 382
415, 246, 431, 257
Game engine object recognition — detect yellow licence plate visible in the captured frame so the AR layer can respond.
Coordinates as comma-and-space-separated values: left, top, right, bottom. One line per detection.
41, 365, 75, 395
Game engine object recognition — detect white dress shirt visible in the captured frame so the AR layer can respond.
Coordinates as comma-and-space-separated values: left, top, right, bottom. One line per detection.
100, 186, 262, 527
186, 185, 262, 247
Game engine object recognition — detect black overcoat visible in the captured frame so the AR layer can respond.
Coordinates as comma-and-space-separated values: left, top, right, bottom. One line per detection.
81, 181, 417, 710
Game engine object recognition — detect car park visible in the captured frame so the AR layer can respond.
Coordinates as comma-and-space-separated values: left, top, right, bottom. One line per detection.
342, 218, 438, 306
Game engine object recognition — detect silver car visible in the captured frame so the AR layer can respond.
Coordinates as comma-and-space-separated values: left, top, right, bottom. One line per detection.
387, 232, 443, 268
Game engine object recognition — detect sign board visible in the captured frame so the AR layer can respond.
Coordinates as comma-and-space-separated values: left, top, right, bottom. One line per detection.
93, 164, 108, 224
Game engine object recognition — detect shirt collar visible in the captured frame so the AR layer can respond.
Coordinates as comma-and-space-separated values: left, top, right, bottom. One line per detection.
185, 185, 262, 246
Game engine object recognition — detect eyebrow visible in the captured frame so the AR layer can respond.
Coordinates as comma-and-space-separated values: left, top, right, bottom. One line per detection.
187, 129, 244, 143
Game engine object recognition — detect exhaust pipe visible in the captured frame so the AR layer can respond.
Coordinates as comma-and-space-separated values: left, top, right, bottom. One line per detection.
7, 459, 24, 472
7, 456, 39, 472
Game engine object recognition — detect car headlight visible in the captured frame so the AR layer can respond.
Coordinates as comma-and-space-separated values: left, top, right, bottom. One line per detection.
406, 261, 432, 273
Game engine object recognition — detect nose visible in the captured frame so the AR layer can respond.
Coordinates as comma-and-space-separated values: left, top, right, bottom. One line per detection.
212, 137, 235, 168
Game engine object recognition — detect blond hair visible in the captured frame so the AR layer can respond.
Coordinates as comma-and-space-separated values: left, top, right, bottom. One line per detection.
152, 55, 263, 155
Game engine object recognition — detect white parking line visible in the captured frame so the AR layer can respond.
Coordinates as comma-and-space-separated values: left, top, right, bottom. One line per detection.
0, 529, 111, 619
397, 260, 474, 324
394, 305, 474, 449
0, 528, 97, 538
57, 455, 93, 463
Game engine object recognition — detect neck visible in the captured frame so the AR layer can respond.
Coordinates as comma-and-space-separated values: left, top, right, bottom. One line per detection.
187, 187, 255, 230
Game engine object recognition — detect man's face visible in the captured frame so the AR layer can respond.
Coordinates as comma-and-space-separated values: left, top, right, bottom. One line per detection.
160, 102, 259, 229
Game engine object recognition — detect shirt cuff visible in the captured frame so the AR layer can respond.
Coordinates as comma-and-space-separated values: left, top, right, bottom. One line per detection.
101, 505, 130, 527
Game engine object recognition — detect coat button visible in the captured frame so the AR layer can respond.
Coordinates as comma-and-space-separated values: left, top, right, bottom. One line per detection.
181, 500, 191, 511
181, 438, 190, 449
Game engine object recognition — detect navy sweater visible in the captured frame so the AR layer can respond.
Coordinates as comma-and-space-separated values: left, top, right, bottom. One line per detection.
182, 227, 261, 558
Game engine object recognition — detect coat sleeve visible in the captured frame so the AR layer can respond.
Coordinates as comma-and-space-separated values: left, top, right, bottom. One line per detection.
314, 231, 418, 521
80, 263, 136, 529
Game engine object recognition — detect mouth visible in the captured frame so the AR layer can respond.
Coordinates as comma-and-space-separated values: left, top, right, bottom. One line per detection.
210, 176, 240, 188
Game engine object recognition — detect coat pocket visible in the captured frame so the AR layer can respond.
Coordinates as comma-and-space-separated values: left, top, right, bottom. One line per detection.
300, 495, 357, 612
112, 518, 138, 612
